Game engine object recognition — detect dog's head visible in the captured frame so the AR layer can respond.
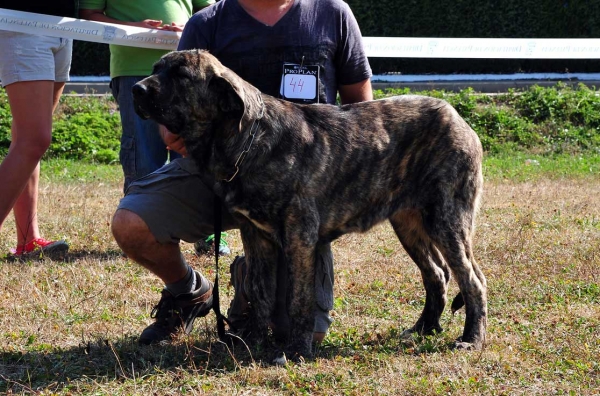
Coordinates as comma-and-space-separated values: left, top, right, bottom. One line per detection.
132, 50, 261, 137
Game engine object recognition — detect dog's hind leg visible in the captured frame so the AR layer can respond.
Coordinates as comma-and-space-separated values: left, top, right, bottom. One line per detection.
390, 209, 450, 337
426, 208, 487, 350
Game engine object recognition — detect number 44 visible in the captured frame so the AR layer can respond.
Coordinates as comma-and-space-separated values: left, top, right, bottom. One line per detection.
289, 77, 304, 92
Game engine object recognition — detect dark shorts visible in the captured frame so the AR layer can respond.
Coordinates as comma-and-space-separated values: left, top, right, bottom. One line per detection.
118, 158, 334, 332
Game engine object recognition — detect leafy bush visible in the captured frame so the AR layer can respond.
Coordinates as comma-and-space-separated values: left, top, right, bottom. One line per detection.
1, 83, 599, 163
0, 90, 120, 163
345, 0, 600, 74
0, 90, 11, 156
51, 112, 120, 163
375, 82, 600, 155
71, 41, 110, 76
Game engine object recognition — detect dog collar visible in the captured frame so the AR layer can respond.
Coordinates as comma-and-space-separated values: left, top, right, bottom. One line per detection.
223, 93, 265, 182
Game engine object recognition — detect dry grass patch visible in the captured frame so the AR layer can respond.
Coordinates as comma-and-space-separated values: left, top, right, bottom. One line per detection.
1, 174, 598, 395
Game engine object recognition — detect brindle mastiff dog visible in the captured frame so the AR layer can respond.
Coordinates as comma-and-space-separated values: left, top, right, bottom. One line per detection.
132, 49, 487, 361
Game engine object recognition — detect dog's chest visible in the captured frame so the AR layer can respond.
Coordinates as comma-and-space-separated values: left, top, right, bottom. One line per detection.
231, 207, 275, 234
224, 189, 279, 235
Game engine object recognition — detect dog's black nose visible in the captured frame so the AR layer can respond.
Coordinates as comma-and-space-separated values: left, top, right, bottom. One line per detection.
132, 83, 148, 97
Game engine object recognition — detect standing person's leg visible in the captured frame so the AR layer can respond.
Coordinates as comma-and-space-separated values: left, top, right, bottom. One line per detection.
11, 82, 65, 246
0, 32, 70, 257
111, 158, 238, 344
111, 76, 180, 192
0, 81, 55, 232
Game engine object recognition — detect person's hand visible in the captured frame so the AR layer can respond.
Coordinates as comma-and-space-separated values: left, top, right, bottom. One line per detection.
159, 22, 185, 32
133, 20, 184, 31
159, 125, 187, 156
132, 19, 164, 29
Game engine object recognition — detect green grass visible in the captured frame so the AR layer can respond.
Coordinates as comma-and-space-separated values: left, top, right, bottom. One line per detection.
41, 158, 123, 184
1, 85, 599, 395
0, 152, 593, 395
482, 152, 600, 181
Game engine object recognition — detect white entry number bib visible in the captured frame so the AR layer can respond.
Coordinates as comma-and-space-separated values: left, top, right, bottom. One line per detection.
280, 63, 319, 103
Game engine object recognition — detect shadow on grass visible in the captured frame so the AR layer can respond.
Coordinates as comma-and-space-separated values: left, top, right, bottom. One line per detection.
0, 326, 443, 393
0, 333, 254, 393
1, 248, 124, 263
318, 325, 456, 359
65, 248, 125, 262
0, 315, 457, 394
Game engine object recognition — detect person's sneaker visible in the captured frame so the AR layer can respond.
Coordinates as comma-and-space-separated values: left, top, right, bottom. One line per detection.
139, 271, 214, 345
194, 233, 231, 256
9, 238, 69, 260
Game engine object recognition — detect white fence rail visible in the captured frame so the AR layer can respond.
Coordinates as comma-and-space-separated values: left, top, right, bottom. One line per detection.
3, 8, 600, 59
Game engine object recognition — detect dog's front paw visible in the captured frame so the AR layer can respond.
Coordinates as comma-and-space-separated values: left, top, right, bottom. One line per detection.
401, 322, 443, 338
272, 350, 288, 366
452, 336, 484, 351
400, 327, 418, 339
452, 341, 476, 350
285, 333, 313, 362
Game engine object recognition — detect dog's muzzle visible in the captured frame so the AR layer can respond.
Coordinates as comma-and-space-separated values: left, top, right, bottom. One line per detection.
132, 82, 151, 120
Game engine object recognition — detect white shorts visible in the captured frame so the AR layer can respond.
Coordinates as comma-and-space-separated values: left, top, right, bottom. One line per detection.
0, 31, 72, 87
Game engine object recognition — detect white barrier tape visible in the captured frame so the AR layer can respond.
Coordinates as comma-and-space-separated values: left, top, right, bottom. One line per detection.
3, 9, 600, 59
364, 37, 600, 59
0, 8, 180, 50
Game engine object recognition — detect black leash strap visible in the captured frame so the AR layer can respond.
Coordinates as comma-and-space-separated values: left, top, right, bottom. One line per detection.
213, 195, 234, 344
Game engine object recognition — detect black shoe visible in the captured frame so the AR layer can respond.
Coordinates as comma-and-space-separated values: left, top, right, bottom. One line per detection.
139, 271, 213, 345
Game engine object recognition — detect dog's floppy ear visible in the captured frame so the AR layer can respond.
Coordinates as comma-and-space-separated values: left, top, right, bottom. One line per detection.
209, 68, 265, 135
209, 70, 246, 116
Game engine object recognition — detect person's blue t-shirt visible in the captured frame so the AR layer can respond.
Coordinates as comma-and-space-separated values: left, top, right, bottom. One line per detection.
178, 0, 372, 105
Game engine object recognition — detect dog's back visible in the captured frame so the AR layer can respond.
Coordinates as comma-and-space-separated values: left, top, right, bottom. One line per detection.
284, 95, 483, 242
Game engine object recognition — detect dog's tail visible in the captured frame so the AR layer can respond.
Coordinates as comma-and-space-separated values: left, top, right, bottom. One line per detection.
450, 292, 465, 314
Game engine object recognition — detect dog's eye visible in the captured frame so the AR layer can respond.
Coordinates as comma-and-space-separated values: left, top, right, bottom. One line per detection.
152, 67, 168, 76
152, 59, 168, 74
174, 67, 194, 80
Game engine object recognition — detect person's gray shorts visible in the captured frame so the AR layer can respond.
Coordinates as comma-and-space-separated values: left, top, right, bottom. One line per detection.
118, 157, 334, 332
0, 31, 72, 87
118, 158, 238, 243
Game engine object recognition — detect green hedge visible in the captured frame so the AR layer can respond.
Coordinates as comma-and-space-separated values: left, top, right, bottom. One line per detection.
71, 1, 600, 76
72, 41, 110, 76
345, 0, 600, 74
0, 91, 121, 163
1, 83, 599, 163
347, 0, 600, 38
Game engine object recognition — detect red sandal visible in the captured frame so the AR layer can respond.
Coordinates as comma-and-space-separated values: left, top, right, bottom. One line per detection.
10, 238, 69, 260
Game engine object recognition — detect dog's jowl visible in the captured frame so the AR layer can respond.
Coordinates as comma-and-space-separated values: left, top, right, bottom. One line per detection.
133, 50, 487, 361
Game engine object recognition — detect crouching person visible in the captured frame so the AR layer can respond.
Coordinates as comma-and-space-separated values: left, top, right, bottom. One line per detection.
111, 158, 336, 344
111, 0, 372, 345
